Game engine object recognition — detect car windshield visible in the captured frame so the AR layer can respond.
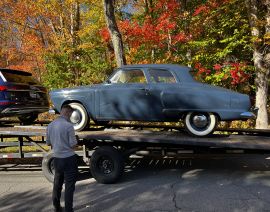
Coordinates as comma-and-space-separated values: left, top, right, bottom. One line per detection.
1, 71, 39, 85
109, 69, 147, 84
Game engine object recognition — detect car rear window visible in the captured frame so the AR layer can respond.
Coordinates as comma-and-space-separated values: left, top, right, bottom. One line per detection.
148, 69, 176, 83
0, 71, 39, 85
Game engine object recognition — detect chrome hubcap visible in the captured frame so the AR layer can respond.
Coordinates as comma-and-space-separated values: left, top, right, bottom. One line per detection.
192, 114, 208, 128
70, 110, 81, 124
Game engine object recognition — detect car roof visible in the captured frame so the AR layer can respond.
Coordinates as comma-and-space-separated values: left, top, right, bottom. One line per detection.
120, 64, 190, 71
0, 68, 32, 76
120, 64, 195, 82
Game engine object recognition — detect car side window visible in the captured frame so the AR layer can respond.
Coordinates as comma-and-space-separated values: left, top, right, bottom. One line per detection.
110, 69, 147, 84
148, 69, 176, 83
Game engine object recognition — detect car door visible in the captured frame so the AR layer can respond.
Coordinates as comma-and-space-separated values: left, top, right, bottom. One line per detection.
96, 69, 153, 121
146, 68, 180, 120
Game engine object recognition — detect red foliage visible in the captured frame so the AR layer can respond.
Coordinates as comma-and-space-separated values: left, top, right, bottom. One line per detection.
192, 0, 229, 17
100, 0, 190, 51
172, 33, 189, 44
229, 63, 250, 85
193, 5, 209, 16
194, 63, 211, 75
100, 28, 110, 42
195, 62, 250, 86
213, 64, 222, 71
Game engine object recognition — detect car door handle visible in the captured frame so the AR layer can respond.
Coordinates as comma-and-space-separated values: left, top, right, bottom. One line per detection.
139, 88, 149, 91
139, 88, 150, 95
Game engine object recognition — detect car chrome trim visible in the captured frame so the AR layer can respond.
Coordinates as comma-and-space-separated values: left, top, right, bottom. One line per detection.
252, 107, 259, 116
240, 112, 256, 119
192, 114, 208, 128
48, 109, 56, 114
70, 110, 81, 124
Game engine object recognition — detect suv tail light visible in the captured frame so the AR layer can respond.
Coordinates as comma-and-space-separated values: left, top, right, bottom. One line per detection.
0, 86, 19, 91
0, 86, 7, 91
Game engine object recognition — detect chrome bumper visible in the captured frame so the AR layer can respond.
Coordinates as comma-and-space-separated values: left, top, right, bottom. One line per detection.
49, 108, 57, 115
240, 107, 258, 119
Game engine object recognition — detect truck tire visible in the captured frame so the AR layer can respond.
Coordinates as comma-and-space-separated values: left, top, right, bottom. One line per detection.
42, 152, 55, 183
90, 146, 124, 184
18, 113, 38, 125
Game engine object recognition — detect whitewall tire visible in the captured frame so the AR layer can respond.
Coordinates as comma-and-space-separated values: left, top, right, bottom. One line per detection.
184, 112, 217, 136
68, 102, 89, 131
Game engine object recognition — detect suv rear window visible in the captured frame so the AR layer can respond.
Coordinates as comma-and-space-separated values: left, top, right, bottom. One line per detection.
0, 71, 38, 85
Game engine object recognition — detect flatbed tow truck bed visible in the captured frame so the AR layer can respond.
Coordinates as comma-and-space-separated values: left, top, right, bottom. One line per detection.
1, 126, 270, 150
1, 126, 270, 183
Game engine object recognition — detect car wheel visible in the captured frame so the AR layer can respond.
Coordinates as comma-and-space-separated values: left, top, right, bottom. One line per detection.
184, 112, 217, 136
18, 113, 38, 124
42, 152, 55, 183
90, 146, 124, 184
68, 102, 89, 131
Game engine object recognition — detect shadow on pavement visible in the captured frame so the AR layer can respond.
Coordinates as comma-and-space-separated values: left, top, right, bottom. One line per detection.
1, 155, 270, 211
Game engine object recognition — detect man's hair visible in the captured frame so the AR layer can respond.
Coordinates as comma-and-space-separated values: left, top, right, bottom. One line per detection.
61, 104, 74, 113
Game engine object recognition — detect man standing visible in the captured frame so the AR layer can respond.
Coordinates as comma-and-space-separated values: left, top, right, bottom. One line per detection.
46, 105, 78, 212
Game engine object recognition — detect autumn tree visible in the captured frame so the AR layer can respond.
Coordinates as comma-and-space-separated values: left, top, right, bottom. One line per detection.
103, 0, 126, 67
41, 0, 111, 89
0, 0, 48, 79
244, 0, 270, 129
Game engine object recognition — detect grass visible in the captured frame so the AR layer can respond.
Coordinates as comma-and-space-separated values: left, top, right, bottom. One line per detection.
0, 136, 49, 153
0, 145, 50, 153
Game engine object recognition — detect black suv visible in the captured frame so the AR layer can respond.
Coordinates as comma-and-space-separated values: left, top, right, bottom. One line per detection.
0, 69, 49, 123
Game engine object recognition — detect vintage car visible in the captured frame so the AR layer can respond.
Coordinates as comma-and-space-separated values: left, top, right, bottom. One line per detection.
0, 68, 49, 123
49, 64, 256, 136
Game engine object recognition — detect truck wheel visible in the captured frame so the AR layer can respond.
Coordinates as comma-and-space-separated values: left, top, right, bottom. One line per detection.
69, 102, 89, 131
184, 112, 217, 137
18, 113, 38, 124
90, 146, 124, 184
42, 152, 55, 183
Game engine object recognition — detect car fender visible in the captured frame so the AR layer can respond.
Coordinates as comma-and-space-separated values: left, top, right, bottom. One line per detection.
50, 89, 96, 119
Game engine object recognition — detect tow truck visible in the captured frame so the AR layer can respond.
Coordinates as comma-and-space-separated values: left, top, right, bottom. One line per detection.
1, 122, 270, 184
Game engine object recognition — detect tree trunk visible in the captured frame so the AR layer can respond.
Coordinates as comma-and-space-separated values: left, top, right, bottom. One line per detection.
70, 1, 81, 85
255, 70, 269, 128
71, 1, 80, 47
246, 0, 270, 129
103, 0, 126, 67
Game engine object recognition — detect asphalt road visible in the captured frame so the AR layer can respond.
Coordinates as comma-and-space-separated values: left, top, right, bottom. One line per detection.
1, 155, 270, 212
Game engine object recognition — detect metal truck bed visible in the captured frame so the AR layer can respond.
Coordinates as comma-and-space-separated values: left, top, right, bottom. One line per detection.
1, 126, 270, 151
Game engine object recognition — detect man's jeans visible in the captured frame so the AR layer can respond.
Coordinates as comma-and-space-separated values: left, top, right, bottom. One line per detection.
53, 155, 78, 212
